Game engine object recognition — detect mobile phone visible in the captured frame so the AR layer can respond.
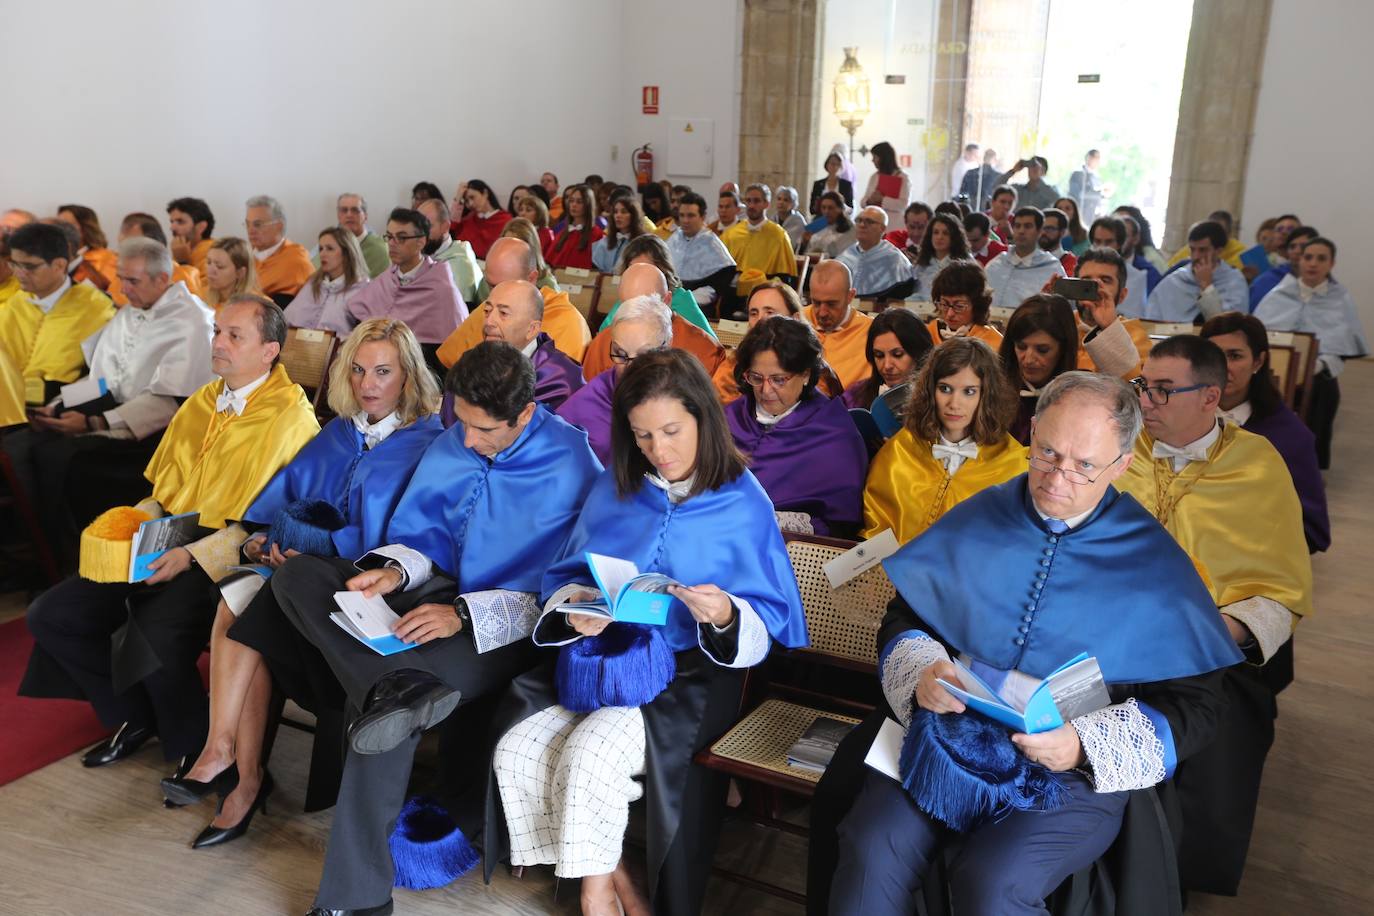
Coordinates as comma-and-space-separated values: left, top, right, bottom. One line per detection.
1052, 278, 1100, 301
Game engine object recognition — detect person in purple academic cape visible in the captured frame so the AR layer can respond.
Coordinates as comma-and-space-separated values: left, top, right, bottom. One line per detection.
557, 293, 673, 465
347, 206, 468, 343
727, 315, 869, 537
1201, 312, 1329, 553
440, 279, 583, 426
842, 307, 935, 410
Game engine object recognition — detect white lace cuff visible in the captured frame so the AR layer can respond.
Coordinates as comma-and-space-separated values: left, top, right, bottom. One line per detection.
775, 510, 815, 535
698, 593, 770, 668
1222, 596, 1295, 664
358, 544, 432, 590
880, 634, 950, 727
1072, 699, 1166, 792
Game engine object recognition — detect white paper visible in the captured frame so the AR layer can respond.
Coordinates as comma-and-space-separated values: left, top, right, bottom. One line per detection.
587, 552, 640, 605
332, 590, 401, 639
823, 529, 899, 589
864, 717, 905, 782
60, 375, 106, 407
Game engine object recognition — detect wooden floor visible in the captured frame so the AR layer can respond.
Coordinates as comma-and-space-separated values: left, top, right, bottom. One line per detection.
2, 361, 1372, 915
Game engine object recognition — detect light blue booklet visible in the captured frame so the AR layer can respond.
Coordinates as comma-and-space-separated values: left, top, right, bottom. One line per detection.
330, 591, 419, 656
555, 552, 679, 626
936, 652, 1110, 734
129, 512, 202, 582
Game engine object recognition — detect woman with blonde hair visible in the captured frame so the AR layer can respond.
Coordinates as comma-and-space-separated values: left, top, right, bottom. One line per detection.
202, 237, 260, 310
862, 336, 1025, 543
161, 318, 442, 846
283, 227, 371, 334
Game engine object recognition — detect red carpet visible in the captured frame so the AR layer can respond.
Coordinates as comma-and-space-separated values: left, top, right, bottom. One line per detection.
0, 617, 108, 787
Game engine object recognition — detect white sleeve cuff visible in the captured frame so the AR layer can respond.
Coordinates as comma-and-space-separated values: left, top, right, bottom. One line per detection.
1197, 285, 1224, 319
532, 582, 596, 647
1071, 699, 1166, 792
358, 544, 433, 590
880, 635, 950, 728
1222, 596, 1296, 663
1083, 319, 1141, 379
698, 593, 770, 668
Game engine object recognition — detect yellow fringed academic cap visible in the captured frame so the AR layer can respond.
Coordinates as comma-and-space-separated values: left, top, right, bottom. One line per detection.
79, 506, 152, 582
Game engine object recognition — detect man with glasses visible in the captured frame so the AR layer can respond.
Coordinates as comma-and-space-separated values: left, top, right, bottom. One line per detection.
0, 222, 114, 426
557, 293, 672, 464
803, 259, 873, 388
816, 371, 1240, 915
836, 206, 916, 301
244, 194, 314, 300
348, 207, 468, 345
1117, 334, 1311, 898
314, 193, 388, 279
986, 206, 1067, 311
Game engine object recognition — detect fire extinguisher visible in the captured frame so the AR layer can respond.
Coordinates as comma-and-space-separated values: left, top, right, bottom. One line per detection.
633, 144, 654, 186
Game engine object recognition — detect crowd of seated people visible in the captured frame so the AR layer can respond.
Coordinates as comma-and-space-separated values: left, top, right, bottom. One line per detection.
0, 148, 1361, 916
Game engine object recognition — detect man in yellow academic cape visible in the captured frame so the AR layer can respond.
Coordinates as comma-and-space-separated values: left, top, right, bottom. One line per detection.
1116, 334, 1312, 898
21, 295, 320, 772
721, 183, 798, 300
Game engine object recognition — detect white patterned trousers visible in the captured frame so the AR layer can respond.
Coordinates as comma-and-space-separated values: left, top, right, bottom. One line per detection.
494, 704, 647, 879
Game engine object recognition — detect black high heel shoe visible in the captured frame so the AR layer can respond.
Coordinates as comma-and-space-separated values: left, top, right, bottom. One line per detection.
161, 760, 239, 807
191, 770, 274, 850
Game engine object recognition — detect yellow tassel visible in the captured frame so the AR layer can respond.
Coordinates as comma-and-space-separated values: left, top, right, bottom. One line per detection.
79, 506, 152, 583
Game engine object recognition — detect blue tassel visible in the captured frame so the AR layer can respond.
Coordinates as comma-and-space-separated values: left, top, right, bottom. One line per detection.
388, 795, 479, 890
556, 624, 676, 713
266, 499, 346, 557
900, 708, 1067, 832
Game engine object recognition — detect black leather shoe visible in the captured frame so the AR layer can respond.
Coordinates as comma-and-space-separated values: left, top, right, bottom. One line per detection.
305, 900, 393, 916
162, 756, 194, 808
347, 669, 461, 756
163, 759, 239, 807
190, 770, 274, 849
81, 723, 156, 768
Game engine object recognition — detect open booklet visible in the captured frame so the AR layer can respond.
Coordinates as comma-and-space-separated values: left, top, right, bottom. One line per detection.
330, 591, 419, 656
936, 653, 1111, 734
129, 512, 202, 583
552, 552, 679, 627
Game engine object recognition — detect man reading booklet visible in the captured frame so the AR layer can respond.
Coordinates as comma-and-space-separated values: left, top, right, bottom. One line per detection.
267, 341, 601, 915
808, 372, 1241, 916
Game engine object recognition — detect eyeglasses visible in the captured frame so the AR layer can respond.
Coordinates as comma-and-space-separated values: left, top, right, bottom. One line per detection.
853, 217, 882, 226
1028, 452, 1122, 486
383, 232, 426, 243
937, 298, 973, 316
1131, 377, 1209, 406
610, 345, 665, 366
244, 219, 281, 231
7, 259, 47, 273
743, 370, 798, 389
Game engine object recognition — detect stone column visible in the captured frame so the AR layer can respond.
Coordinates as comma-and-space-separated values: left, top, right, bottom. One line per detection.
738, 0, 822, 192
923, 0, 976, 204
1163, 0, 1273, 250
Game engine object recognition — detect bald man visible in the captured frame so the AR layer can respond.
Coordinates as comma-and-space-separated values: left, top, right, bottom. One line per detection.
836, 206, 916, 300
438, 281, 583, 426
2, 208, 36, 236
579, 262, 725, 380
435, 237, 591, 366
804, 260, 873, 388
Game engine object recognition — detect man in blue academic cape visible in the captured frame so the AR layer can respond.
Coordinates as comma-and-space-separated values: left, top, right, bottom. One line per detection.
812, 371, 1242, 916
271, 340, 602, 916
1146, 220, 1248, 322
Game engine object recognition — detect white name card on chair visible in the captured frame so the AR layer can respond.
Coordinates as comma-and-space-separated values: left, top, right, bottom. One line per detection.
1267, 330, 1295, 346
567, 284, 584, 295
717, 319, 749, 336
564, 267, 592, 278
823, 529, 899, 590
295, 329, 326, 343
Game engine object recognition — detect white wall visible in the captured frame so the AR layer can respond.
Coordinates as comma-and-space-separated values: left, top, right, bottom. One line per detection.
1243, 0, 1374, 332
0, 0, 739, 245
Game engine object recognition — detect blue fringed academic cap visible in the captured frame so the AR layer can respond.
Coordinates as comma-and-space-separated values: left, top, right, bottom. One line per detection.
388, 795, 480, 890
899, 708, 1068, 832
266, 499, 347, 556
556, 623, 676, 713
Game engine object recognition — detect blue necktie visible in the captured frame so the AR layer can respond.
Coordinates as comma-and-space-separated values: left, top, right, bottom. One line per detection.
1044, 517, 1070, 535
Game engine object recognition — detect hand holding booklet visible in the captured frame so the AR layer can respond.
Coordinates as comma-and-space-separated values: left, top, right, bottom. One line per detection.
936, 653, 1111, 734
554, 552, 679, 627
129, 512, 202, 582
330, 591, 418, 656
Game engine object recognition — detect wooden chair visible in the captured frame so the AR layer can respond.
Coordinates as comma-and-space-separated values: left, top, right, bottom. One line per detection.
694, 534, 895, 902
712, 319, 750, 349
855, 298, 880, 314
792, 255, 810, 294
1266, 343, 1298, 408
989, 305, 1016, 326
1270, 329, 1318, 419
561, 274, 602, 324
279, 328, 338, 414
1140, 320, 1198, 339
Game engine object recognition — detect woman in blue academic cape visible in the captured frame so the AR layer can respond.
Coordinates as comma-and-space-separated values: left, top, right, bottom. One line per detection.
482, 348, 809, 916
161, 318, 442, 844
